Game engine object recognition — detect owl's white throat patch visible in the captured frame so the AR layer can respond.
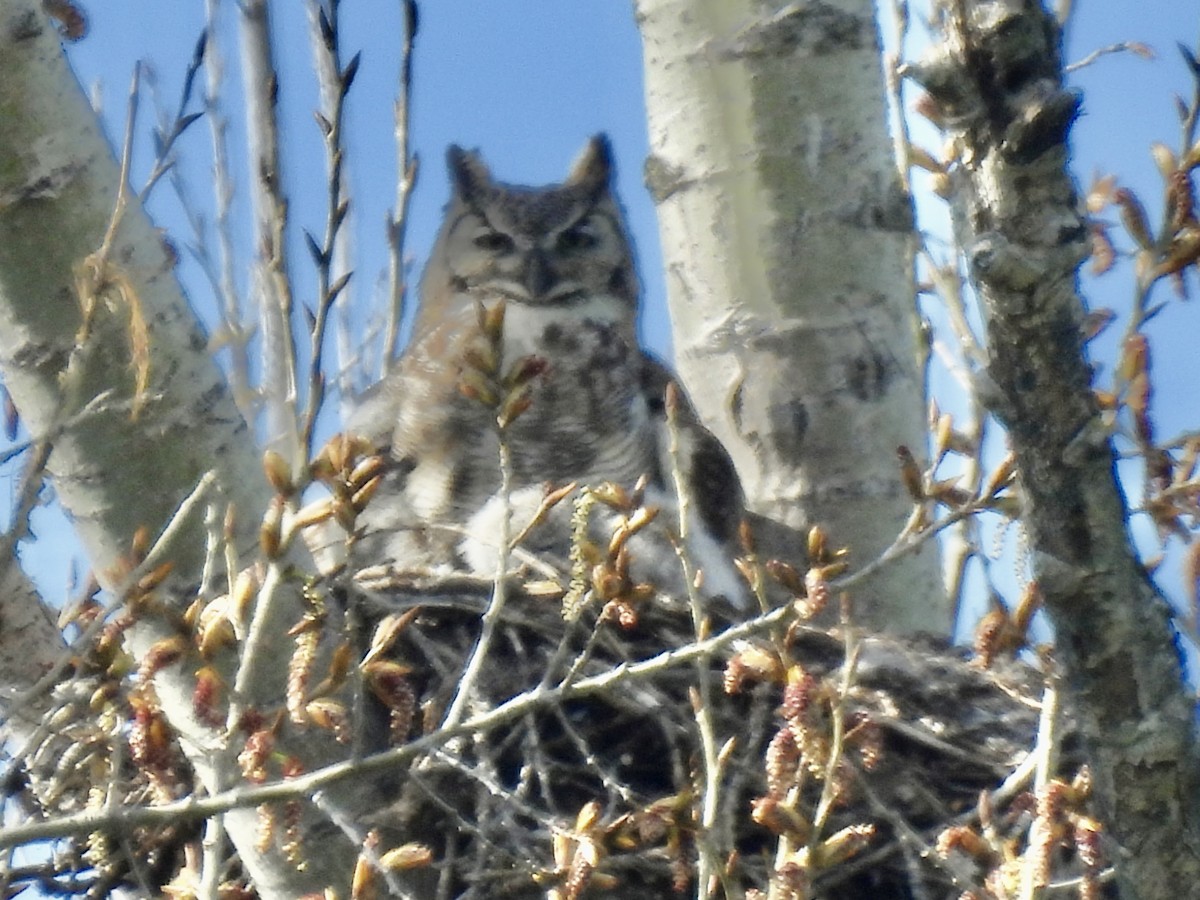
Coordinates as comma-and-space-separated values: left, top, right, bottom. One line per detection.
498, 292, 631, 362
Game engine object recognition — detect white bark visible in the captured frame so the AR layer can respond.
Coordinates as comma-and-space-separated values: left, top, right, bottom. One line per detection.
636, 0, 947, 632
0, 560, 65, 717
0, 4, 352, 893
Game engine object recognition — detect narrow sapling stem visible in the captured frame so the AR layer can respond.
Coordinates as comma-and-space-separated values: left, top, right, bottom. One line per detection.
663, 382, 726, 898
441, 434, 514, 731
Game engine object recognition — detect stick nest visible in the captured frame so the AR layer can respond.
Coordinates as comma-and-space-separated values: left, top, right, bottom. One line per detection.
348, 566, 1073, 900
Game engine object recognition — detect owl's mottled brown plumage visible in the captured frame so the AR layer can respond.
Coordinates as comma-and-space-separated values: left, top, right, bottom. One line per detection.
349, 136, 743, 599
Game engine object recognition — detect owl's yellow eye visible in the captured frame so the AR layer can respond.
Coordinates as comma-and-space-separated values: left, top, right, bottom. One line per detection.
474, 230, 515, 254
556, 220, 598, 252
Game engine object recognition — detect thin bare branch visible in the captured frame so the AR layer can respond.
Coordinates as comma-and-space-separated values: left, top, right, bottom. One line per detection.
383, 0, 420, 369
441, 438, 514, 730
663, 384, 724, 895
239, 0, 301, 462
301, 0, 358, 459
1064, 41, 1153, 74
202, 0, 255, 420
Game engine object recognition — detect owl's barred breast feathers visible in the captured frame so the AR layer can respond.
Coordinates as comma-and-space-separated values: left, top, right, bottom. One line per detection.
348, 135, 744, 603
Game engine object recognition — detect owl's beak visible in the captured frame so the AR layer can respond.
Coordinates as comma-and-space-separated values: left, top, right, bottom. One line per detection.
523, 250, 555, 300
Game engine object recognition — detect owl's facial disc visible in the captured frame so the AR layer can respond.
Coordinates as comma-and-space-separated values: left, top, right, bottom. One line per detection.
456, 204, 626, 307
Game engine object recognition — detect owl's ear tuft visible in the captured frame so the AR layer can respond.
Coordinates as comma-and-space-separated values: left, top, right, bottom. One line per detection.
447, 145, 493, 205
566, 134, 613, 196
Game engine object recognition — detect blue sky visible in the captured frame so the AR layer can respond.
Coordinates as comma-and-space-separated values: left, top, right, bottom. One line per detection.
59, 0, 1200, 392
66, 2, 671, 367
6, 1, 1200, 623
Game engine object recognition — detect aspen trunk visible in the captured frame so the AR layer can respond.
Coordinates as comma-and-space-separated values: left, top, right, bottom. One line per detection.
635, 0, 947, 632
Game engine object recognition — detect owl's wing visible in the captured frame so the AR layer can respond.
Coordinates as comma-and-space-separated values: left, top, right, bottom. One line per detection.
640, 355, 745, 547
342, 346, 492, 573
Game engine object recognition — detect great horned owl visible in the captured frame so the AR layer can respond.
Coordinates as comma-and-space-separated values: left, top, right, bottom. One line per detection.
348, 136, 744, 603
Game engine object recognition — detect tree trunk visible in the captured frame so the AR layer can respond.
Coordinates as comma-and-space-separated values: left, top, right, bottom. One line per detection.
635, 0, 947, 633
0, 560, 66, 737
913, 0, 1200, 893
0, 3, 355, 893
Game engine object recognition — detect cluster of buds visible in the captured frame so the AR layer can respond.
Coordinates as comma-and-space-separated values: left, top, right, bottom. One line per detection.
364, 657, 417, 747
722, 641, 786, 696
535, 801, 616, 900
136, 634, 188, 688
899, 425, 1020, 531
608, 791, 694, 894
1113, 334, 1161, 474
973, 579, 1042, 666
284, 582, 365, 745
1142, 434, 1200, 545
230, 710, 309, 860
751, 736, 876, 896
458, 299, 548, 429
561, 479, 660, 627
1109, 333, 1185, 497
237, 713, 279, 785
179, 566, 259, 726
754, 526, 848, 621
751, 782, 875, 897
728, 645, 880, 812
101, 525, 175, 615
127, 692, 178, 798
534, 793, 698, 897
238, 712, 310, 862
252, 755, 307, 866
360, 608, 420, 746
350, 831, 433, 898
1085, 197, 1200, 547
85, 611, 136, 682
938, 767, 1102, 900
1026, 769, 1104, 900
1089, 131, 1200, 292
767, 669, 834, 794
191, 665, 225, 729
726, 527, 883, 889
293, 432, 384, 539
1079, 120, 1200, 548
186, 566, 256, 662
